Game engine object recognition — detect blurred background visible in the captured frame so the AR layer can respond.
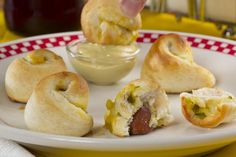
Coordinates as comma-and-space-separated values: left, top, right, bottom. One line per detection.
0, 0, 235, 42
144, 0, 236, 40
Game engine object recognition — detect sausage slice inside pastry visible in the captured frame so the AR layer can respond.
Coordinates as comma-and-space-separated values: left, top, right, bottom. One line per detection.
105, 79, 173, 137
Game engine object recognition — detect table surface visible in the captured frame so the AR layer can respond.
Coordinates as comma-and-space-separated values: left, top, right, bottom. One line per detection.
0, 9, 234, 157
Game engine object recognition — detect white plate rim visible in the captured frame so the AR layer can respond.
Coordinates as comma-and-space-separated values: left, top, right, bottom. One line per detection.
0, 30, 236, 151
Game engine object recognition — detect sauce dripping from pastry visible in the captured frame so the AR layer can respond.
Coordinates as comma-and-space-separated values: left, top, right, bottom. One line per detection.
129, 106, 152, 135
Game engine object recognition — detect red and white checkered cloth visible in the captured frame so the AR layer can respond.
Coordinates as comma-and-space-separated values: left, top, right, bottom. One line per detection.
0, 31, 236, 60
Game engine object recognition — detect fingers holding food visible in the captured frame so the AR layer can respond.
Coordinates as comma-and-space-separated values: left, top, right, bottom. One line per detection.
105, 79, 173, 137
81, 0, 142, 45
120, 0, 147, 18
24, 72, 93, 136
141, 34, 216, 93
181, 88, 236, 128
5, 49, 67, 103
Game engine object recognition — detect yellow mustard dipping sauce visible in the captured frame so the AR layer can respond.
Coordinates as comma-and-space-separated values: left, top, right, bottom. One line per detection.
67, 41, 139, 85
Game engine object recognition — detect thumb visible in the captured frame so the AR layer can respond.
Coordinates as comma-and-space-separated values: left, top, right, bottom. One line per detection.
120, 0, 146, 17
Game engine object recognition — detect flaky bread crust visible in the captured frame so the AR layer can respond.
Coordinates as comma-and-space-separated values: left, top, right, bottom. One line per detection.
5, 49, 67, 103
81, 0, 142, 45
141, 34, 216, 93
25, 72, 93, 136
105, 79, 173, 137
181, 96, 229, 128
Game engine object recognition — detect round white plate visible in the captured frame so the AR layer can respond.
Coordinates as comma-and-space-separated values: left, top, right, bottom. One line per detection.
1, 30, 236, 157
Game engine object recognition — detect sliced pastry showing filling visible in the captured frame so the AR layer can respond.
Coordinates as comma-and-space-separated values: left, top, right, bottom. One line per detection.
181, 88, 236, 128
25, 72, 93, 136
5, 49, 67, 103
105, 79, 173, 137
141, 34, 216, 93
81, 0, 142, 45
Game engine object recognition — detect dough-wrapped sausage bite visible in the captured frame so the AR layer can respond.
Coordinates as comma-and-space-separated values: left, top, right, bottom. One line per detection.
5, 49, 67, 103
181, 88, 236, 128
105, 79, 173, 137
81, 0, 142, 45
25, 72, 93, 136
141, 34, 216, 93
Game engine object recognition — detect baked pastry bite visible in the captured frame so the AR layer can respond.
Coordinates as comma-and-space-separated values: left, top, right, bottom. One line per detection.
181, 88, 236, 128
141, 34, 216, 93
25, 71, 93, 136
105, 79, 173, 137
5, 49, 66, 103
81, 0, 142, 45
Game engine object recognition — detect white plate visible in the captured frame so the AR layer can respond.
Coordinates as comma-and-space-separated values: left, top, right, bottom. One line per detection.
1, 30, 236, 157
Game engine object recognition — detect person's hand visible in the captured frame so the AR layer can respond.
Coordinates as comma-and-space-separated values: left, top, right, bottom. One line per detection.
120, 0, 147, 17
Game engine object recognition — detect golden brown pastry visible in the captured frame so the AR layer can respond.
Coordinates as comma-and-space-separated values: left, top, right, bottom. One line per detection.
105, 79, 173, 137
81, 0, 142, 45
5, 49, 67, 103
24, 72, 93, 136
141, 34, 216, 93
181, 88, 236, 128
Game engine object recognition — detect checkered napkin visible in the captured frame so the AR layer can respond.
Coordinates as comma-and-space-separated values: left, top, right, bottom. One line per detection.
0, 138, 35, 157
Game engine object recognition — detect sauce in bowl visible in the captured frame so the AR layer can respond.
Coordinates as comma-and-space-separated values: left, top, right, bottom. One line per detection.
66, 40, 140, 85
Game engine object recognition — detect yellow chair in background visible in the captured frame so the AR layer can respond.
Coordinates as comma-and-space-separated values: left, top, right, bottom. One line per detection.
0, 8, 230, 43
0, 10, 21, 43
